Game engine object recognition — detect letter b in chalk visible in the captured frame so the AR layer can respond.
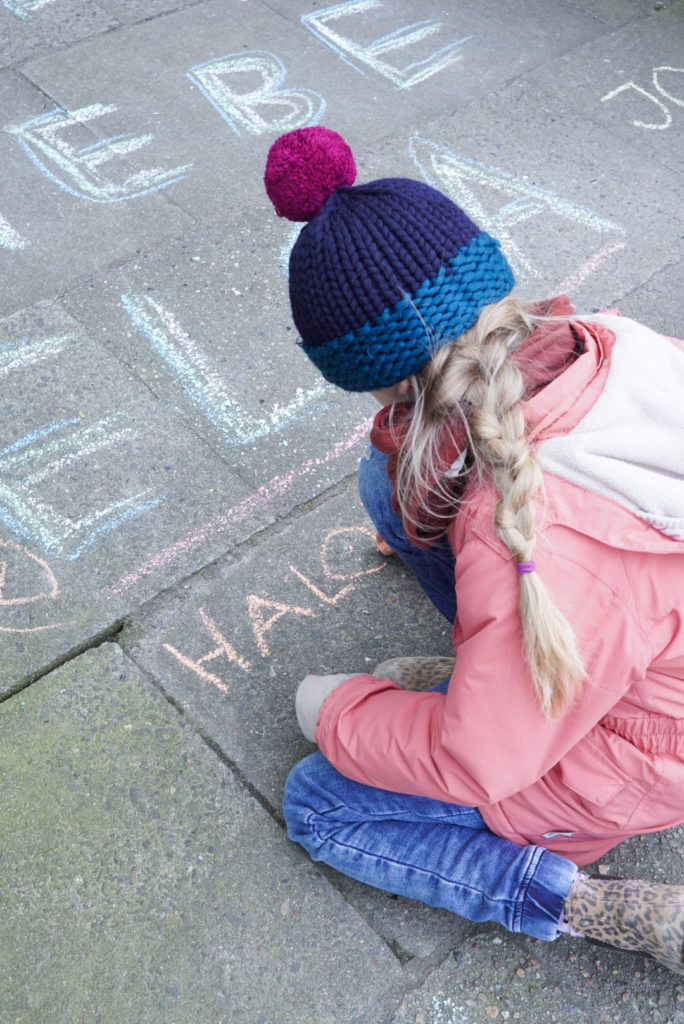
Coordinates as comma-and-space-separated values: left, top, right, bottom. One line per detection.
187, 51, 326, 135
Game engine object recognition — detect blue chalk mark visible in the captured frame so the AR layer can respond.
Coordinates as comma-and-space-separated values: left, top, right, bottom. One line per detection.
5, 109, 190, 203
121, 292, 334, 446
0, 418, 81, 460
399, 36, 472, 76
76, 134, 133, 156
187, 51, 325, 136
1, 0, 29, 17
66, 498, 162, 561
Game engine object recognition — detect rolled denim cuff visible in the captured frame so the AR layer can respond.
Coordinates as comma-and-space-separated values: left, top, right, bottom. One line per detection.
519, 846, 578, 941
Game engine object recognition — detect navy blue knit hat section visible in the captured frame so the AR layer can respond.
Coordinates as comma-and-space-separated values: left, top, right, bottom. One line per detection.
264, 128, 515, 392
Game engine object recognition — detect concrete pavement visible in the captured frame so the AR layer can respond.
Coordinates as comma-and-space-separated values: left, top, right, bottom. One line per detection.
1, 1, 683, 1020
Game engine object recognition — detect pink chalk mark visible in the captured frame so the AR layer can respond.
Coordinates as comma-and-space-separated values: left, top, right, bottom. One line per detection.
556, 241, 627, 295
0, 541, 59, 606
288, 565, 355, 606
246, 594, 316, 658
162, 606, 252, 693
320, 526, 385, 582
107, 418, 373, 596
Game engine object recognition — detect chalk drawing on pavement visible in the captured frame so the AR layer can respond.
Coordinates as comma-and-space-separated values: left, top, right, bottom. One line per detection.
289, 526, 384, 605
161, 526, 385, 693
163, 607, 252, 693
121, 293, 334, 445
0, 539, 63, 633
4, 105, 192, 202
601, 66, 684, 130
0, 334, 74, 375
302, 0, 471, 88
0, 412, 162, 560
0, 213, 27, 251
1, 0, 55, 17
106, 418, 373, 596
187, 52, 325, 135
409, 136, 625, 281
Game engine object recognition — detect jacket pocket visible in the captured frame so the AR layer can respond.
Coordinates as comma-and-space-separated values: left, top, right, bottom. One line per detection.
555, 725, 662, 828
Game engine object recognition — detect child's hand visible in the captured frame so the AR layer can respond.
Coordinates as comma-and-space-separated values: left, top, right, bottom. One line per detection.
295, 674, 353, 742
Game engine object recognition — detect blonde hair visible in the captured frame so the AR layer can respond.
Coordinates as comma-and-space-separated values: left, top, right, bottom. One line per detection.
394, 296, 585, 716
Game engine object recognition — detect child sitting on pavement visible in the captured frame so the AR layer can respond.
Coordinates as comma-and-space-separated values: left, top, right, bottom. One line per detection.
264, 126, 684, 973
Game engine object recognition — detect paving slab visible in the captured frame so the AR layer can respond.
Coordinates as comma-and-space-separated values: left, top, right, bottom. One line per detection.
62, 205, 374, 503
120, 481, 451, 809
349, 69, 683, 327
523, 7, 684, 178
0, 642, 403, 1024
0, 68, 194, 315
0, 0, 117, 68
120, 480, 465, 957
0, 299, 273, 693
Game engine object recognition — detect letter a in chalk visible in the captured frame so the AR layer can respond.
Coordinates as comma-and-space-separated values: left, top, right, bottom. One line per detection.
4, 104, 191, 202
409, 136, 625, 280
187, 51, 326, 135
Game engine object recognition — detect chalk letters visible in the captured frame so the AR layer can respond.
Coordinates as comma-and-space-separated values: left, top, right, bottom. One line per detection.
187, 52, 325, 134
1, 0, 55, 17
601, 67, 684, 130
0, 410, 162, 560
121, 293, 332, 445
302, 0, 471, 88
0, 213, 27, 250
163, 607, 251, 693
4, 105, 191, 202
409, 136, 624, 279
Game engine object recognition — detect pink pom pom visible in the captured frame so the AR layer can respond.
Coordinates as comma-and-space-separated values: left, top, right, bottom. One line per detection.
264, 126, 357, 221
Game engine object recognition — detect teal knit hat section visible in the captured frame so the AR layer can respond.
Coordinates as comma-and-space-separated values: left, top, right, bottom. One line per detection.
303, 231, 515, 392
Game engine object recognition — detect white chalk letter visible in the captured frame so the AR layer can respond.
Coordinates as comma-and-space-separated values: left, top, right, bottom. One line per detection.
302, 0, 471, 88
121, 293, 332, 445
409, 136, 624, 279
187, 52, 325, 135
4, 104, 191, 202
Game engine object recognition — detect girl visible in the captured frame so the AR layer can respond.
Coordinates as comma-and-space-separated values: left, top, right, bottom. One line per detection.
264, 126, 684, 973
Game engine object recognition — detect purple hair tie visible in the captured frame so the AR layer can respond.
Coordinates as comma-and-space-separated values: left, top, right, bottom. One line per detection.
516, 560, 536, 575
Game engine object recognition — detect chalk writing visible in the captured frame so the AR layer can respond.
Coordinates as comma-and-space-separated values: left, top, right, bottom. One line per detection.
0, 213, 26, 250
0, 412, 162, 560
555, 240, 627, 295
4, 105, 191, 202
161, 526, 385, 692
289, 526, 384, 604
302, 0, 471, 88
187, 52, 325, 135
107, 418, 373, 595
601, 66, 684, 130
121, 293, 333, 444
247, 595, 316, 657
409, 136, 625, 279
1, 0, 55, 16
163, 607, 251, 692
0, 540, 63, 633
0, 334, 74, 376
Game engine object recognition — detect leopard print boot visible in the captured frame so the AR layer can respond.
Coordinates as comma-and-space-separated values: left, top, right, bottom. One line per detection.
564, 874, 684, 975
371, 656, 456, 691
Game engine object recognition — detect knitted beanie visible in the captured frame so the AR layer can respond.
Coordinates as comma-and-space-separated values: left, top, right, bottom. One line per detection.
264, 127, 515, 392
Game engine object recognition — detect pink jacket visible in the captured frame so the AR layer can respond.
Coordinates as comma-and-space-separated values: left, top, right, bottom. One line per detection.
316, 313, 684, 866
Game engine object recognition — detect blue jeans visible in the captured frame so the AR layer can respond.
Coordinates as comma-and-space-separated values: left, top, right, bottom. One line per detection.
283, 444, 578, 941
358, 444, 457, 622
284, 753, 577, 941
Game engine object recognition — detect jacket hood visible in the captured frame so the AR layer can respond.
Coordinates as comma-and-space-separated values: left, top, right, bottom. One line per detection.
531, 313, 684, 553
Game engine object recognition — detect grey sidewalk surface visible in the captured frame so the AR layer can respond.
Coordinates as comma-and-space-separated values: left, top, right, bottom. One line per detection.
1, 1, 683, 1021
